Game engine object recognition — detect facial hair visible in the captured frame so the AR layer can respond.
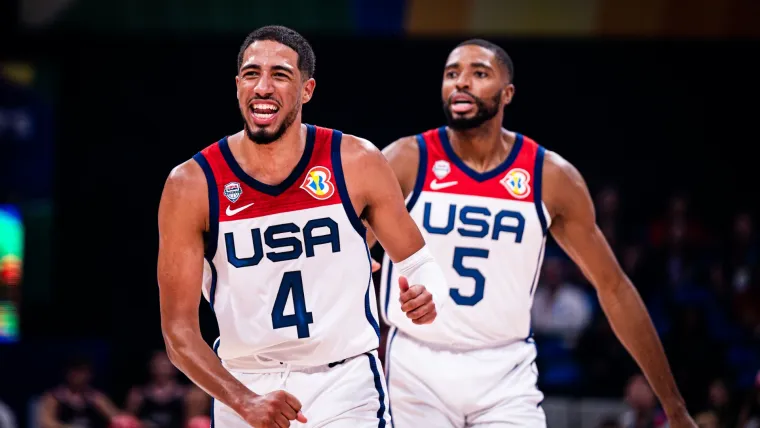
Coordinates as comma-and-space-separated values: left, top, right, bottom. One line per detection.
442, 89, 502, 130
243, 97, 301, 145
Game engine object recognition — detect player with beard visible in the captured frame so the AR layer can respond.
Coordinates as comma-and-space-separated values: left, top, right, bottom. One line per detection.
367, 39, 696, 427
157, 26, 449, 428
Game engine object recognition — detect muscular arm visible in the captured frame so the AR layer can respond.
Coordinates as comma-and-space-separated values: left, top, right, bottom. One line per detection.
543, 152, 689, 418
157, 160, 253, 415
343, 136, 423, 262
342, 135, 445, 320
363, 136, 419, 250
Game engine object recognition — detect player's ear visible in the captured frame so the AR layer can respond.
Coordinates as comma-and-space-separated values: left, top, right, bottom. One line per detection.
235, 75, 241, 99
302, 77, 316, 104
502, 83, 515, 106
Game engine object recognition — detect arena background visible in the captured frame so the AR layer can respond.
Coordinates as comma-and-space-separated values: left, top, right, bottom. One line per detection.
1, 0, 759, 426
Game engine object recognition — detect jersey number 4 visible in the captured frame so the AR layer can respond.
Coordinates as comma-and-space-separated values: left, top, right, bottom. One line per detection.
450, 247, 489, 306
271, 271, 313, 338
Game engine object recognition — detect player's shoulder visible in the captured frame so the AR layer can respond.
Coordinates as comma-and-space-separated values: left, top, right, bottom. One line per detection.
339, 133, 379, 154
160, 156, 209, 210
167, 158, 206, 191
337, 133, 386, 168
383, 134, 419, 155
542, 149, 584, 186
541, 149, 591, 218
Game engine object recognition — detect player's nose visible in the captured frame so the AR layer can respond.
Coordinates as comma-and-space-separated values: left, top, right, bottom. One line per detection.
253, 73, 275, 96
455, 73, 471, 90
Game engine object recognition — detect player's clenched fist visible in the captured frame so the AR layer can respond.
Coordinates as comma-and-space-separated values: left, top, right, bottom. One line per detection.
398, 276, 437, 324
238, 390, 307, 428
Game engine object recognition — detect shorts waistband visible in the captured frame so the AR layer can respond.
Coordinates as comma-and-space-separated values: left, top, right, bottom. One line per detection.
397, 330, 533, 353
222, 353, 365, 374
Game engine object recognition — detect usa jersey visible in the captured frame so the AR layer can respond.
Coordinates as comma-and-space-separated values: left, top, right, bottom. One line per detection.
194, 125, 380, 368
381, 127, 550, 349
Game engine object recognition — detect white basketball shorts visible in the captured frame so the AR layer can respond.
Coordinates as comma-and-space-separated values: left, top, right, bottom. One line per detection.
385, 329, 545, 427
212, 351, 391, 427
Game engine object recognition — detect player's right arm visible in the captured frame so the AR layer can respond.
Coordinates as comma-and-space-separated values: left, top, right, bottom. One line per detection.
158, 160, 306, 428
364, 136, 419, 267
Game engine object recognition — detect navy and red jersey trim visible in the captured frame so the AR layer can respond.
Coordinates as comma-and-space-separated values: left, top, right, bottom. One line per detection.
202, 124, 342, 220
407, 126, 548, 234
191, 124, 366, 260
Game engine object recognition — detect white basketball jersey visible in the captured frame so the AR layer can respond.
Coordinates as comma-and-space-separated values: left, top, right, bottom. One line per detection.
194, 125, 380, 368
381, 127, 551, 349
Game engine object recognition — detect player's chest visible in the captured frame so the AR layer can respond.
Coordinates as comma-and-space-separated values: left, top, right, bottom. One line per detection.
217, 204, 351, 268
411, 191, 543, 246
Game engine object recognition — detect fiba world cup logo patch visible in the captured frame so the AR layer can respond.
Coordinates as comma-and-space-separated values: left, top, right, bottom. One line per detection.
300, 166, 335, 200
223, 182, 243, 203
500, 168, 531, 199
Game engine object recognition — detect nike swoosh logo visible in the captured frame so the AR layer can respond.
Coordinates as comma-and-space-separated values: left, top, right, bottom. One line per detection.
226, 203, 255, 216
429, 180, 458, 190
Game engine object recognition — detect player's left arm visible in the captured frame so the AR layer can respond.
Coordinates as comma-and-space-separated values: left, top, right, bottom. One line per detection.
543, 151, 695, 426
341, 134, 447, 324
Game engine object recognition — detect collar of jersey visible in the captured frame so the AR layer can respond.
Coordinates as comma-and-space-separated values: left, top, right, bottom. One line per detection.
219, 124, 317, 197
437, 126, 523, 183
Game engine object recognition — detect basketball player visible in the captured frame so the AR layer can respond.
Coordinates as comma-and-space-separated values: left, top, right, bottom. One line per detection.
368, 39, 697, 427
157, 26, 447, 428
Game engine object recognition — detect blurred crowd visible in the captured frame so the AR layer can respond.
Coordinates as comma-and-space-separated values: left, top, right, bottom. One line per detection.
0, 351, 213, 428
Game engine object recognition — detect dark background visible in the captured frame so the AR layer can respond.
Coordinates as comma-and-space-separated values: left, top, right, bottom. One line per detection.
2, 0, 760, 426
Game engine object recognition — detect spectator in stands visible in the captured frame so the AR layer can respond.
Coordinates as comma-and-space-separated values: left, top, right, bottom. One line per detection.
725, 211, 757, 294
577, 316, 637, 396
664, 306, 721, 409
618, 374, 667, 428
738, 371, 760, 428
648, 192, 707, 251
595, 184, 623, 253
693, 411, 718, 428
620, 242, 658, 301
38, 356, 122, 428
532, 256, 593, 348
0, 399, 16, 428
703, 377, 736, 428
650, 215, 698, 290
126, 350, 209, 428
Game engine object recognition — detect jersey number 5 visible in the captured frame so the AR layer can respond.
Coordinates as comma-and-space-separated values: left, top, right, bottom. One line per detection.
271, 271, 313, 338
450, 247, 489, 306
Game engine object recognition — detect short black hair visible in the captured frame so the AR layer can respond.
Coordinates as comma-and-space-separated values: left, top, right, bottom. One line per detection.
456, 39, 514, 82
237, 25, 316, 79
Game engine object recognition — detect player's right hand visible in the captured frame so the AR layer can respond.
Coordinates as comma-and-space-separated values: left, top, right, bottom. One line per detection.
398, 275, 437, 324
240, 390, 307, 428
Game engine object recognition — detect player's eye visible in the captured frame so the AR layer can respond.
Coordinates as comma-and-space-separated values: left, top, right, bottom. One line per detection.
445, 71, 457, 79
475, 71, 488, 78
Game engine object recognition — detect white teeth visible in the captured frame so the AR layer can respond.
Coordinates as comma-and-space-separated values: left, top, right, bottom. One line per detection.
253, 104, 278, 111
253, 112, 274, 119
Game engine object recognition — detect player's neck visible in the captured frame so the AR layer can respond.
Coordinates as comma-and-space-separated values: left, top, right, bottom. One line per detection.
447, 121, 513, 173
234, 123, 307, 185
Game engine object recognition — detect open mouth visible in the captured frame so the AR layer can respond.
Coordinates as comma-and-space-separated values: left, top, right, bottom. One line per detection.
249, 102, 280, 125
450, 93, 475, 114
